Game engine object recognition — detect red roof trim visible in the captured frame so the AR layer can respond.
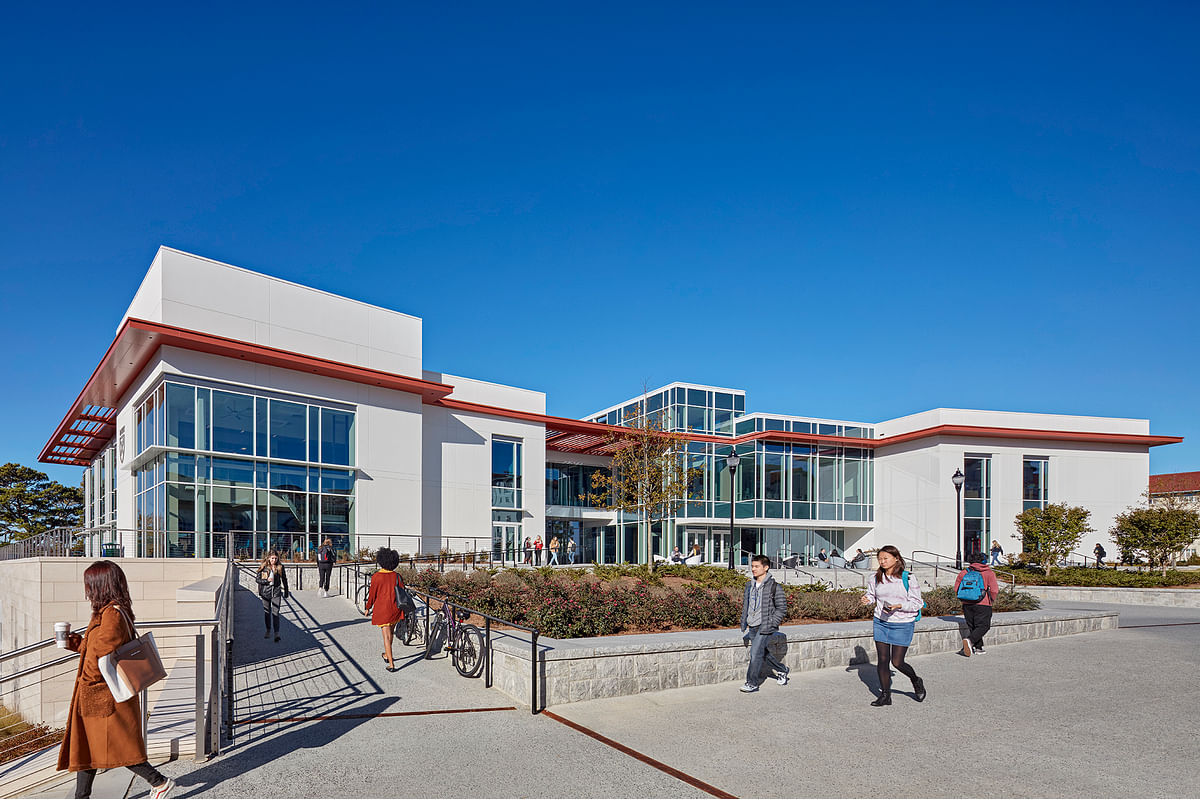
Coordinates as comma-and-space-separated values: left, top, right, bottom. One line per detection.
1149, 471, 1200, 494
41, 321, 1184, 468
876, 424, 1181, 449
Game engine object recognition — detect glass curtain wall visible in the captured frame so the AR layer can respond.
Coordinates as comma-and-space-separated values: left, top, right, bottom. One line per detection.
132, 381, 355, 559
685, 442, 872, 523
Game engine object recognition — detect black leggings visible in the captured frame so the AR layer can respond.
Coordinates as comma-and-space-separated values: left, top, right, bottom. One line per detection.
875, 641, 918, 692
76, 763, 166, 798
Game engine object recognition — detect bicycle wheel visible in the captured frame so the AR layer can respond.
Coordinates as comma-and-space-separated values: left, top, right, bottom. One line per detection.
403, 611, 425, 646
425, 611, 446, 658
453, 624, 486, 678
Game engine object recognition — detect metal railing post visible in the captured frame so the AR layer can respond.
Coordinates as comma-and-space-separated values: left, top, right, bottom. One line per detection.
209, 629, 220, 755
141, 687, 149, 750
531, 630, 539, 715
484, 617, 492, 688
193, 633, 205, 761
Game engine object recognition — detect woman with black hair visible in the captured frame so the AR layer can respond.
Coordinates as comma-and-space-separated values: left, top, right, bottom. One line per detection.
859, 545, 927, 706
364, 547, 405, 671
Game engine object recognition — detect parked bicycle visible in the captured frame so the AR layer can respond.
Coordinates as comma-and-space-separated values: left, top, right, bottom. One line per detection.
425, 590, 486, 678
400, 594, 425, 647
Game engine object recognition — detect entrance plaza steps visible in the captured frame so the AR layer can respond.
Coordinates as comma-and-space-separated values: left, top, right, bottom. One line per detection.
2, 659, 202, 799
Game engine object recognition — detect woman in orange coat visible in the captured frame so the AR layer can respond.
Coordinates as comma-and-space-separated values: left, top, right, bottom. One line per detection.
58, 560, 175, 799
363, 547, 404, 671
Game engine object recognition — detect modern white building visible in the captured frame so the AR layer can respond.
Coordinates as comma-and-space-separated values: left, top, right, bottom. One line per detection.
42, 248, 1182, 565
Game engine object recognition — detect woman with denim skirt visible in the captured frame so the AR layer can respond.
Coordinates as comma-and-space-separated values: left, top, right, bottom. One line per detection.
860, 545, 926, 706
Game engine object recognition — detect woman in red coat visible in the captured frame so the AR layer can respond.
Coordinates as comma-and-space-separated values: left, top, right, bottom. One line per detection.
58, 560, 175, 799
364, 547, 405, 671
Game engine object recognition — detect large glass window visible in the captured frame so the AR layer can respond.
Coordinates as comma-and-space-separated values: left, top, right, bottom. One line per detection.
1023, 456, 1049, 512
321, 409, 355, 465
269, 399, 307, 461
165, 383, 195, 449
492, 439, 523, 508
212, 391, 254, 455
964, 455, 991, 557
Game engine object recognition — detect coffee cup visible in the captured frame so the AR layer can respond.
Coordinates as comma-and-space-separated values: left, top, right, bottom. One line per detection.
55, 622, 71, 648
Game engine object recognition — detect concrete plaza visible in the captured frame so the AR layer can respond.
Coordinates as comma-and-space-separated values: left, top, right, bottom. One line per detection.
28, 583, 1200, 799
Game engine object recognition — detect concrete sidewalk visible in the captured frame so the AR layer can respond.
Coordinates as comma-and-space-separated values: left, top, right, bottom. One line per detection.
23, 597, 1198, 798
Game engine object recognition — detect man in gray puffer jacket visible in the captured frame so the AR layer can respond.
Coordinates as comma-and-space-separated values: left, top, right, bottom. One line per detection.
739, 554, 789, 692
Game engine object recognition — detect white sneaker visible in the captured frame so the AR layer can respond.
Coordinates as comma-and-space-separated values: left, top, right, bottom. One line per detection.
319, 589, 326, 597
775, 671, 789, 686
740, 683, 759, 693
150, 778, 175, 799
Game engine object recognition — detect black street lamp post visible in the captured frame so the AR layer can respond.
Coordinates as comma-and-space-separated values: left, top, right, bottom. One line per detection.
952, 468, 966, 569
726, 452, 741, 570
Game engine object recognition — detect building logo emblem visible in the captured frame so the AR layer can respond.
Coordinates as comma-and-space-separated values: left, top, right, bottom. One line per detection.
118, 427, 126, 464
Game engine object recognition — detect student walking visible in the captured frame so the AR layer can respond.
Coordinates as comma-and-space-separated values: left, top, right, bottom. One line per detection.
1093, 543, 1107, 568
534, 536, 544, 566
989, 541, 1004, 566
364, 548, 405, 671
860, 545, 926, 706
548, 536, 560, 566
58, 560, 176, 799
316, 537, 335, 597
567, 537, 577, 564
522, 537, 532, 565
257, 551, 289, 642
955, 552, 1000, 656
739, 554, 789, 692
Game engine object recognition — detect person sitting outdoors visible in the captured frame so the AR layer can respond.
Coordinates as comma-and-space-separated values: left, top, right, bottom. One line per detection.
849, 548, 868, 569
670, 546, 684, 563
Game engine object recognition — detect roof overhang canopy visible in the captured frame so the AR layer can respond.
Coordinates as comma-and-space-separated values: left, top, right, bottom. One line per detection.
40, 318, 454, 466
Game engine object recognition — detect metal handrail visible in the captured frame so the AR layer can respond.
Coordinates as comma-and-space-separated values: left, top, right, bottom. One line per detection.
0, 555, 238, 762
776, 551, 867, 589
908, 550, 1017, 590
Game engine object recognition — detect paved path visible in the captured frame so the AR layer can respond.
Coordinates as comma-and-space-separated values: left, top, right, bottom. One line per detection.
28, 595, 1199, 798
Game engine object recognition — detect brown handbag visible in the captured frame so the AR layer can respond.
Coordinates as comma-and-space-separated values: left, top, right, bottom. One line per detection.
97, 607, 167, 702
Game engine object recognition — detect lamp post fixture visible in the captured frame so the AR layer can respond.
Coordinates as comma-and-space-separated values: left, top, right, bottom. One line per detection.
952, 468, 966, 569
726, 451, 741, 570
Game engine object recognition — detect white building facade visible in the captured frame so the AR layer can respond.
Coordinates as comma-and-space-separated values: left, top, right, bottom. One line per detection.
43, 248, 1180, 565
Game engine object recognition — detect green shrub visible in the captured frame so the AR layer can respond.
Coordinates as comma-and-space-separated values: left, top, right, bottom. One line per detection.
790, 591, 872, 622
993, 588, 1041, 612
920, 586, 962, 617
1011, 567, 1200, 588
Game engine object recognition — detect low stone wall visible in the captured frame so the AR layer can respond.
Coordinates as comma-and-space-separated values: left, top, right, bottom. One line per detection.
1020, 585, 1200, 607
489, 608, 1117, 709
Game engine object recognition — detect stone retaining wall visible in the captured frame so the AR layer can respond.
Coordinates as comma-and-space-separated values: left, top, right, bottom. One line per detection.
1020, 585, 1200, 607
489, 609, 1117, 709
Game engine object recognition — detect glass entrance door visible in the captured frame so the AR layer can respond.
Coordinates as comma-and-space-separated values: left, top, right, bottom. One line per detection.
493, 524, 520, 564
712, 531, 729, 565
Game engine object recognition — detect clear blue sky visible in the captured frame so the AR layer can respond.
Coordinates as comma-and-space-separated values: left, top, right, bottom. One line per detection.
2, 2, 1198, 486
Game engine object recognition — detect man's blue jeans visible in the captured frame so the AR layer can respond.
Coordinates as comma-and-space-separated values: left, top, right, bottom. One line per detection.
745, 625, 787, 685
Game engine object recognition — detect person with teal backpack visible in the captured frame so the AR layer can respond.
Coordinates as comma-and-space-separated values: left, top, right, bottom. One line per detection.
860, 545, 927, 706
954, 552, 1000, 656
